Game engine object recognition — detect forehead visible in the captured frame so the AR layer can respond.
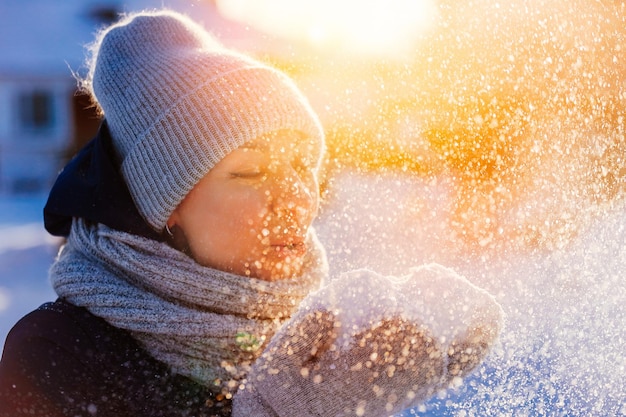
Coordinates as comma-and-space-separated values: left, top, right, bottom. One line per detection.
243, 129, 321, 158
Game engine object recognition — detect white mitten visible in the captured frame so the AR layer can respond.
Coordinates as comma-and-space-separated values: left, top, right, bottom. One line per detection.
233, 263, 503, 417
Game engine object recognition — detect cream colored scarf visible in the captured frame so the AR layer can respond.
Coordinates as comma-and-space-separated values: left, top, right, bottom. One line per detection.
50, 218, 327, 393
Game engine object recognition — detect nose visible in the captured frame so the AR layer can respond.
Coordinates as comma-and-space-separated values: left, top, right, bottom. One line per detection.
270, 166, 318, 226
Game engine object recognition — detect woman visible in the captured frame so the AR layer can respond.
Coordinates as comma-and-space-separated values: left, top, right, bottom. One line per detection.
0, 10, 503, 417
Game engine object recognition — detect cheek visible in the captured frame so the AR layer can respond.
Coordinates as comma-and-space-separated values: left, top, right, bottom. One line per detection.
216, 190, 272, 237
185, 191, 270, 266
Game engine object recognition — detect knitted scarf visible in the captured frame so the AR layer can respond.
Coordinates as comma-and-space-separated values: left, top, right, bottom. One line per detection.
50, 218, 327, 392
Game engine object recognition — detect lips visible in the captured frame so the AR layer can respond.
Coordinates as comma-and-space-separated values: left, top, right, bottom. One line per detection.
270, 239, 307, 258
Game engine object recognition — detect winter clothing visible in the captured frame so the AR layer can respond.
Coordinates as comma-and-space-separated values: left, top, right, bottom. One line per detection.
233, 265, 504, 417
51, 217, 326, 390
88, 9, 325, 232
0, 299, 231, 417
44, 122, 162, 240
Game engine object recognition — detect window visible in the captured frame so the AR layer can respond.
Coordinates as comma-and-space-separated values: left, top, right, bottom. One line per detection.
17, 90, 55, 132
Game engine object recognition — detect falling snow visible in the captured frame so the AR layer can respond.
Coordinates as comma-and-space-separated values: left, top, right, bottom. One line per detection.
1, 0, 626, 415
309, 1, 626, 415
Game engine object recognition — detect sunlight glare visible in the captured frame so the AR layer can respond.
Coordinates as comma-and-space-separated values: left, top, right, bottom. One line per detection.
216, 0, 439, 57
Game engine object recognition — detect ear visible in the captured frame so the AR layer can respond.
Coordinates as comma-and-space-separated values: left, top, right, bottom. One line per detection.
164, 209, 180, 239
167, 208, 181, 230
164, 209, 191, 255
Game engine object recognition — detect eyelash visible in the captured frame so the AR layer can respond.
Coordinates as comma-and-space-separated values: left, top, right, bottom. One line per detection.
231, 171, 264, 179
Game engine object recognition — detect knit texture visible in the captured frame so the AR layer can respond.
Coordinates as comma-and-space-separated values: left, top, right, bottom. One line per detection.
50, 218, 327, 393
89, 10, 325, 231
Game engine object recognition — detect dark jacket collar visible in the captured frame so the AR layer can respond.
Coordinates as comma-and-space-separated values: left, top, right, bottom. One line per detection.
43, 121, 164, 241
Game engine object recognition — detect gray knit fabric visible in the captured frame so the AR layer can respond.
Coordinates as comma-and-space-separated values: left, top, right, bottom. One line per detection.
88, 10, 325, 231
50, 218, 327, 393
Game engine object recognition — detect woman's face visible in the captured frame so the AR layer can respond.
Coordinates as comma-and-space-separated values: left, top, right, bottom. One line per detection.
167, 130, 320, 281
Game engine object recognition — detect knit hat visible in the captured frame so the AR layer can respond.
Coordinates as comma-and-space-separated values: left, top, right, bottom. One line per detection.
86, 10, 325, 232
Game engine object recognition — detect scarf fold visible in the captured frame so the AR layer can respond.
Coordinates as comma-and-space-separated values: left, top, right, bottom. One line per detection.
51, 218, 327, 392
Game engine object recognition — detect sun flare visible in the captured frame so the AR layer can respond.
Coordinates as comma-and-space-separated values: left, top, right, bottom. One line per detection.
215, 0, 439, 57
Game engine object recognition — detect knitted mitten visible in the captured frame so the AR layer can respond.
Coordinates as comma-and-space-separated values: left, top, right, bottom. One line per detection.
233, 264, 504, 417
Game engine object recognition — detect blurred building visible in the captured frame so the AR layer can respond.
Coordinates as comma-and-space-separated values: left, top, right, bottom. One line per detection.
0, 0, 270, 194
1, 1, 96, 192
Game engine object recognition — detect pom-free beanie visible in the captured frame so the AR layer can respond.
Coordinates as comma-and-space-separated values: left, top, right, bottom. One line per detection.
89, 10, 325, 232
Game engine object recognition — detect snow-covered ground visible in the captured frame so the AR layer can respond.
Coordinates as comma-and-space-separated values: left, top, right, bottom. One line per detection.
1, 171, 624, 416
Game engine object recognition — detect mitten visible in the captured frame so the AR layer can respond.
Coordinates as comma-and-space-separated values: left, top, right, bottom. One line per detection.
233, 264, 503, 417
399, 264, 504, 380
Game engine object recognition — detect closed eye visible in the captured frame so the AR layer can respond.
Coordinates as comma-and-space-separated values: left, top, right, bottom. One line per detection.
230, 171, 266, 179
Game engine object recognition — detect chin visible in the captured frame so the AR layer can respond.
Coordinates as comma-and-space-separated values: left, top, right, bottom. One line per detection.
259, 262, 304, 282
236, 252, 306, 281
